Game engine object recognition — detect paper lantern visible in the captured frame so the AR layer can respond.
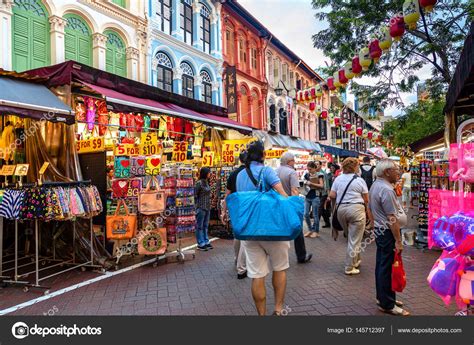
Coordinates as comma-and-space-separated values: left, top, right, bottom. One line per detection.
316, 104, 322, 116
420, 0, 437, 13
304, 90, 311, 102
321, 111, 328, 120
379, 26, 392, 52
369, 39, 383, 63
356, 127, 363, 136
352, 56, 363, 76
390, 14, 405, 41
350, 124, 356, 134
343, 61, 355, 80
367, 131, 373, 140
315, 84, 323, 98
327, 77, 336, 91
339, 68, 348, 85
334, 117, 341, 127
362, 129, 368, 138
359, 47, 372, 71
344, 123, 352, 132
309, 101, 316, 112
333, 71, 342, 88
403, 0, 420, 30
297, 91, 304, 103
310, 87, 317, 100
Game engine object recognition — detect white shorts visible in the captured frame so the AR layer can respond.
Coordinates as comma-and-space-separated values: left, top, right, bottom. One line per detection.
241, 240, 290, 279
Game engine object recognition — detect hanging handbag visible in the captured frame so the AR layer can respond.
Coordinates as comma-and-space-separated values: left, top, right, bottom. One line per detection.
226, 167, 304, 241
391, 251, 407, 292
137, 227, 167, 255
332, 174, 358, 231
106, 199, 137, 240
111, 178, 129, 198
138, 176, 166, 215
114, 156, 131, 178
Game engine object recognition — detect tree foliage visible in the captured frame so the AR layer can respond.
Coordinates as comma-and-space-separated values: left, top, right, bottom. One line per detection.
311, 0, 472, 113
381, 99, 446, 147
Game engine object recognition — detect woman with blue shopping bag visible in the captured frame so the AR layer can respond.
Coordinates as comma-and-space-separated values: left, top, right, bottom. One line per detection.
226, 141, 304, 315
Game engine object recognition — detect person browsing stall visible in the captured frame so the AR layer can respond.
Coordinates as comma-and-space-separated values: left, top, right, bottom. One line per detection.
195, 167, 212, 252
303, 161, 325, 238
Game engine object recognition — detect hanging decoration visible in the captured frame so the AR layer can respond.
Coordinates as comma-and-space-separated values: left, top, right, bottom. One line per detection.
419, 0, 437, 13
356, 127, 363, 137
344, 123, 352, 132
339, 68, 348, 85
352, 55, 363, 76
321, 111, 328, 120
369, 38, 383, 63
309, 102, 316, 112
379, 26, 393, 52
327, 77, 336, 91
333, 71, 342, 88
344, 61, 355, 80
403, 0, 420, 30
359, 47, 372, 71
390, 13, 405, 41
304, 90, 311, 102
334, 117, 341, 127
310, 87, 317, 100
367, 131, 374, 140
315, 84, 323, 98
316, 104, 323, 116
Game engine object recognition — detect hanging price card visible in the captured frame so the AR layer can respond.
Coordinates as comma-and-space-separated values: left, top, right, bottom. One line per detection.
76, 137, 105, 154
0, 165, 16, 176
172, 141, 188, 162
14, 164, 29, 176
202, 152, 214, 167
140, 133, 161, 156
221, 144, 235, 165
114, 144, 141, 156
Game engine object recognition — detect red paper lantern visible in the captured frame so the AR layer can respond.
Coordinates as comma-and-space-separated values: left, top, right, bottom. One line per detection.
334, 117, 341, 127
352, 56, 362, 75
345, 123, 352, 131
390, 14, 405, 41
419, 0, 437, 13
310, 87, 316, 99
356, 127, 363, 136
309, 102, 316, 112
339, 69, 348, 85
321, 111, 328, 120
327, 77, 336, 91
367, 131, 373, 140
369, 39, 383, 63
304, 90, 311, 101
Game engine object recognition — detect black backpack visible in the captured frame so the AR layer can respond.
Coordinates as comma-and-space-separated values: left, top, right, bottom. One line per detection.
360, 165, 375, 190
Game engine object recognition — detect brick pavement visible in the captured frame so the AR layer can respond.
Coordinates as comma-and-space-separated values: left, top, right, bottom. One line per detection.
1, 226, 458, 316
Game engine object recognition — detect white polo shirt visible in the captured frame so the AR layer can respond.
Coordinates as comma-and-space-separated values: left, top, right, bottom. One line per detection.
331, 173, 369, 204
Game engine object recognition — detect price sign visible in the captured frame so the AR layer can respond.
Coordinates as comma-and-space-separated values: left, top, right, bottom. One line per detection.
76, 137, 105, 154
202, 152, 214, 167
222, 144, 235, 165
172, 141, 188, 162
140, 133, 161, 156
114, 144, 141, 156
192, 145, 202, 157
264, 149, 286, 159
38, 162, 50, 175
0, 165, 16, 176
141, 132, 157, 146
14, 164, 29, 176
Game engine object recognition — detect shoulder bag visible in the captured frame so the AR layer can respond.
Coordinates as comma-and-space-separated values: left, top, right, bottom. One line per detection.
138, 176, 166, 215
332, 174, 358, 231
106, 199, 137, 240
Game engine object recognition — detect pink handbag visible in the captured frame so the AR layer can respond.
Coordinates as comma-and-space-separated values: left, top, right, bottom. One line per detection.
138, 176, 166, 215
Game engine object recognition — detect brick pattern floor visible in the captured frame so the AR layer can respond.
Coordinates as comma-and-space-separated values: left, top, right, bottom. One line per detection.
1, 226, 458, 316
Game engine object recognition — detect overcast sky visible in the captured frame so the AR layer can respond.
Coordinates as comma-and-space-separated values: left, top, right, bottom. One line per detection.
238, 0, 427, 117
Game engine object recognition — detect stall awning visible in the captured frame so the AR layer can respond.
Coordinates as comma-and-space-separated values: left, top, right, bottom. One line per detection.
319, 143, 359, 157
0, 76, 74, 124
82, 82, 252, 133
254, 130, 322, 152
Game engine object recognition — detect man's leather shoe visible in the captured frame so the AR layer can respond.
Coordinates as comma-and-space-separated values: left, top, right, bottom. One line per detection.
298, 253, 313, 264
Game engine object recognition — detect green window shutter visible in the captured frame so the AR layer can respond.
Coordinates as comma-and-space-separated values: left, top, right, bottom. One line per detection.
64, 31, 76, 62
111, 0, 126, 8
104, 30, 127, 77
12, 0, 50, 72
64, 14, 92, 66
105, 46, 114, 73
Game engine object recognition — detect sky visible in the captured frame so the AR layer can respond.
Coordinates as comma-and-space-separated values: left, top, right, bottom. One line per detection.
238, 0, 427, 117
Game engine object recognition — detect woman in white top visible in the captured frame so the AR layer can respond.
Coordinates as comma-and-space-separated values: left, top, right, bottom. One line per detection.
401, 167, 412, 209
329, 158, 374, 275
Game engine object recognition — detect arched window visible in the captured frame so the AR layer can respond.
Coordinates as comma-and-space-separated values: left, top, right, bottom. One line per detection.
251, 90, 260, 128
278, 101, 287, 135
12, 0, 50, 72
282, 63, 288, 84
156, 0, 172, 35
64, 13, 92, 66
250, 44, 257, 73
274, 58, 280, 85
239, 86, 249, 125
181, 62, 194, 98
239, 36, 246, 67
200, 70, 212, 104
105, 30, 126, 77
200, 3, 211, 54
225, 26, 234, 64
266, 54, 273, 85
180, 0, 193, 44
156, 52, 173, 92
268, 98, 276, 132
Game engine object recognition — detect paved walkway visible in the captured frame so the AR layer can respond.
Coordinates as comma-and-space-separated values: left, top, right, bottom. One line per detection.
0, 226, 457, 316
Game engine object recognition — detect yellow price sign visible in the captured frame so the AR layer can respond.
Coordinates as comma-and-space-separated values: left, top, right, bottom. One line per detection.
141, 132, 157, 146
76, 137, 105, 154
114, 144, 141, 156
221, 144, 235, 165
264, 149, 286, 159
141, 143, 162, 156
202, 152, 214, 167
172, 141, 188, 162
0, 165, 16, 176
14, 164, 29, 176
38, 162, 50, 175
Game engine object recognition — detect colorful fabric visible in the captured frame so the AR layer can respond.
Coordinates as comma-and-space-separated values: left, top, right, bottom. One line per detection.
0, 189, 25, 219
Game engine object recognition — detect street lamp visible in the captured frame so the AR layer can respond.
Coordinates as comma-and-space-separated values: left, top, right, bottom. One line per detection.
275, 80, 292, 97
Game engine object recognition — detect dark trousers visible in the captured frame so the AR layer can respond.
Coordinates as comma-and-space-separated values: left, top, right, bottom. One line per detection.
294, 229, 307, 262
319, 195, 330, 225
375, 228, 396, 310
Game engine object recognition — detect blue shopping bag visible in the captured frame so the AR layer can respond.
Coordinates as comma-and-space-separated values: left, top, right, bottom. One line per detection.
226, 168, 304, 241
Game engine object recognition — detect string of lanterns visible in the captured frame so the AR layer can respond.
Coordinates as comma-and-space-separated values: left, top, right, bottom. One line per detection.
295, 0, 438, 151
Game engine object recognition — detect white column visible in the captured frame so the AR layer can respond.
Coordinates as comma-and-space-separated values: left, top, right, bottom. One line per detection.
92, 33, 108, 70
211, 80, 220, 106
49, 15, 67, 65
126, 47, 140, 80
194, 75, 203, 101
173, 67, 183, 95
137, 25, 148, 83
151, 57, 158, 87
210, 12, 220, 58
0, 0, 13, 70
192, 2, 203, 50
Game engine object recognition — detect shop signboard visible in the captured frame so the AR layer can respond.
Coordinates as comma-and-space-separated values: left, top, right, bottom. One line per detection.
0, 165, 16, 176
114, 144, 141, 156
225, 66, 238, 116
319, 117, 328, 141
205, 139, 253, 156
221, 144, 235, 165
202, 151, 214, 167
172, 141, 188, 162
264, 149, 287, 159
77, 137, 105, 154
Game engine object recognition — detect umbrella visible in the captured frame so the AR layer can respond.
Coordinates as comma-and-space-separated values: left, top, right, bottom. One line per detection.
368, 147, 388, 159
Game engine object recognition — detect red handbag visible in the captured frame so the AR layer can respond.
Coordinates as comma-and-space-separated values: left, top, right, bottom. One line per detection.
391, 252, 407, 292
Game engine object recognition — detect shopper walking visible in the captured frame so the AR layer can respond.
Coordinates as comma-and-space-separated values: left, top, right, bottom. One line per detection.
236, 141, 290, 316
195, 167, 212, 251
370, 159, 410, 316
276, 152, 312, 264
360, 156, 376, 191
401, 167, 412, 209
329, 158, 373, 275
303, 161, 324, 238
317, 162, 331, 228
222, 151, 248, 279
